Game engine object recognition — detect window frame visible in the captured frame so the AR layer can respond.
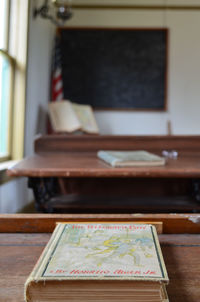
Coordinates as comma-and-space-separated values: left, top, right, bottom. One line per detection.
0, 0, 12, 162
0, 49, 15, 162
0, 0, 29, 164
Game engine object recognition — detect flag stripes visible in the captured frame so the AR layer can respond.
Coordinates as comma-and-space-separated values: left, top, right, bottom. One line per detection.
51, 35, 63, 101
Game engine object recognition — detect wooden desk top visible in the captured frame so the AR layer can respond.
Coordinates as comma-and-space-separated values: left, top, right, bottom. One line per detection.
0, 214, 200, 302
7, 135, 200, 178
7, 151, 200, 178
1, 233, 200, 302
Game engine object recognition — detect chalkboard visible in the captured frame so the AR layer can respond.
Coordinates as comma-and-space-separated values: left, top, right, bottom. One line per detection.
60, 28, 168, 110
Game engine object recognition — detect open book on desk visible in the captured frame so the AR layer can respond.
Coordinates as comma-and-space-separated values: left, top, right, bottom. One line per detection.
49, 100, 99, 134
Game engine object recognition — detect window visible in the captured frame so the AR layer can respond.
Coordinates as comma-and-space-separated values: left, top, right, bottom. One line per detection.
0, 50, 14, 160
0, 0, 13, 161
0, 0, 29, 163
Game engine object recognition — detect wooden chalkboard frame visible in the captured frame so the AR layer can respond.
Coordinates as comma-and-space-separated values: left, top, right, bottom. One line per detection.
58, 27, 168, 111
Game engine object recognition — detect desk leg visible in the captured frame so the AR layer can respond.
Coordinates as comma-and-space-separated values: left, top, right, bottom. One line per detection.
28, 177, 58, 212
192, 179, 200, 205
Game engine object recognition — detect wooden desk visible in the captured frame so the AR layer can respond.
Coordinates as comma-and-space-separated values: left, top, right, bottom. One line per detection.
7, 135, 200, 213
0, 214, 200, 302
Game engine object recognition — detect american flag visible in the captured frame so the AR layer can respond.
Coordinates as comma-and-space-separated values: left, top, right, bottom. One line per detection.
51, 35, 63, 101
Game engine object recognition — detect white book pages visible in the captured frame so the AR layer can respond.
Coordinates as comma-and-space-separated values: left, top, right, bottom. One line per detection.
48, 101, 81, 132
72, 103, 99, 134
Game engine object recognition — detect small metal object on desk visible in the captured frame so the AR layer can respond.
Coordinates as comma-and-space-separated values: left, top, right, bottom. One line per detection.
162, 150, 178, 159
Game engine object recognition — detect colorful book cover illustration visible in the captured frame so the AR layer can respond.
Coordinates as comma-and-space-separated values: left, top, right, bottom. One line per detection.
33, 223, 168, 282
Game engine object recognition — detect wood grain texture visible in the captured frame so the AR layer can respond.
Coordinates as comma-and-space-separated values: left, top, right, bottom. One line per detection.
34, 135, 200, 153
7, 135, 200, 179
0, 214, 200, 234
7, 151, 200, 178
0, 233, 199, 302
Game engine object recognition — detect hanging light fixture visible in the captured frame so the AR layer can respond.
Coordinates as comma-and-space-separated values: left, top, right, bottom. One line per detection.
33, 0, 73, 25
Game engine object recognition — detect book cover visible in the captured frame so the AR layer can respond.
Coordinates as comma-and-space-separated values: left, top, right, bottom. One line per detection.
97, 151, 165, 167
26, 223, 168, 282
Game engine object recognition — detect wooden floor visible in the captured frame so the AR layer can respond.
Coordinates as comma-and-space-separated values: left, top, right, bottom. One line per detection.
0, 233, 200, 302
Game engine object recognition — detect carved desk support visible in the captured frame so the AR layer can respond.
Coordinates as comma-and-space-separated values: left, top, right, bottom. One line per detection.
191, 179, 200, 203
28, 177, 58, 212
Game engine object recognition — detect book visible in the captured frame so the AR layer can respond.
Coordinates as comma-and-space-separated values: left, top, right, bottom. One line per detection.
25, 222, 169, 302
97, 150, 165, 167
48, 100, 99, 134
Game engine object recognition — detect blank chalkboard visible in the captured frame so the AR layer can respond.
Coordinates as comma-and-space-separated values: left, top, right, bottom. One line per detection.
60, 28, 168, 110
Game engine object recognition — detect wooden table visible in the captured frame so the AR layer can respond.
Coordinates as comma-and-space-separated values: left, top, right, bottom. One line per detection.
0, 213, 200, 302
7, 135, 200, 213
